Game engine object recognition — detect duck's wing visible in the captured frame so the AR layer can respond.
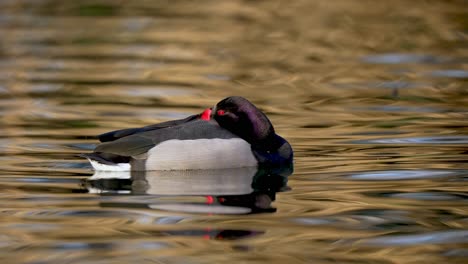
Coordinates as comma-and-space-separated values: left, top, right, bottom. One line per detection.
94, 120, 238, 157
98, 114, 199, 142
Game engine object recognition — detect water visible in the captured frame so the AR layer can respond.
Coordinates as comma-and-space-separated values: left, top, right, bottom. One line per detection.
1, 1, 467, 263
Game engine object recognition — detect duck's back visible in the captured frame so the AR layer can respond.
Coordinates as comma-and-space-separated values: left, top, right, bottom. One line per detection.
87, 120, 258, 171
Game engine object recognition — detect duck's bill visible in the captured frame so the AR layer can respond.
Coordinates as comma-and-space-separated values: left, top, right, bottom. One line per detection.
200, 107, 212, 121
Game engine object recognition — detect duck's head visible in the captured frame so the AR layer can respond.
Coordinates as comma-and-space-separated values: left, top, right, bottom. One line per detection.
213, 96, 275, 145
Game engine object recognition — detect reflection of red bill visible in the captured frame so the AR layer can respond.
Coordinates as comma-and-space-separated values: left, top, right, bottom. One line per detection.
206, 196, 214, 204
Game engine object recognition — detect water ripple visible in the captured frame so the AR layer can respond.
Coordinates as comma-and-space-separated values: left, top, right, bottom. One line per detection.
349, 135, 468, 144
349, 170, 462, 180
361, 230, 468, 246
362, 53, 446, 64
430, 69, 468, 78
385, 192, 467, 201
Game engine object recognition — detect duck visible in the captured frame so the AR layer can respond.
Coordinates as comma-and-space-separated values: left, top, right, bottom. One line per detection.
82, 96, 293, 171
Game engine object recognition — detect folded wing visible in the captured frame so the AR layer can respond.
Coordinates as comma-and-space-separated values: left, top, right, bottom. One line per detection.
94, 120, 239, 158
98, 114, 200, 142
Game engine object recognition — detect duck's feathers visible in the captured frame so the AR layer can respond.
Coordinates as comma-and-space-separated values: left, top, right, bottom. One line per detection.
98, 114, 199, 142
94, 119, 240, 157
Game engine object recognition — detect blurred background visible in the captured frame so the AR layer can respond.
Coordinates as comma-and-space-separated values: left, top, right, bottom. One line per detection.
0, 1, 467, 263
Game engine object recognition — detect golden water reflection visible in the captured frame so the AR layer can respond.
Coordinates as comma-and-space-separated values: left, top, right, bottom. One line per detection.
0, 0, 467, 263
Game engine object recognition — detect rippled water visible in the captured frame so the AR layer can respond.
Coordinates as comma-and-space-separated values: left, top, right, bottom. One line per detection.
1, 1, 467, 263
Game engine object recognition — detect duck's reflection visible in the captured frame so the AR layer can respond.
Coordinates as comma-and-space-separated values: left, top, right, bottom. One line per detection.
84, 166, 292, 215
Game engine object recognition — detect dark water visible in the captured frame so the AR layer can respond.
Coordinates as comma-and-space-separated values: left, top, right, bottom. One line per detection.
1, 1, 467, 263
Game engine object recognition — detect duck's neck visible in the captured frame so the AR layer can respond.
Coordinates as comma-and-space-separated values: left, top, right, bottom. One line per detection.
251, 133, 293, 165
253, 133, 283, 151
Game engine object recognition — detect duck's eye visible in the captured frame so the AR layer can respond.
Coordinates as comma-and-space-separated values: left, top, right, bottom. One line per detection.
217, 109, 226, 116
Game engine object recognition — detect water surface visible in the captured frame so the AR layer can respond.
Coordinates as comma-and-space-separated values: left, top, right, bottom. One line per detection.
1, 1, 467, 263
